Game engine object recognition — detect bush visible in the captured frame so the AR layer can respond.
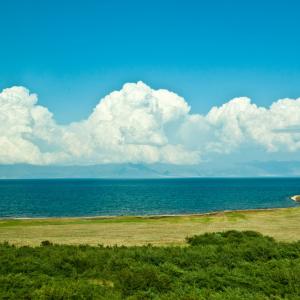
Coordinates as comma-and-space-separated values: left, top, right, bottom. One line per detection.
41, 240, 53, 247
1, 231, 300, 299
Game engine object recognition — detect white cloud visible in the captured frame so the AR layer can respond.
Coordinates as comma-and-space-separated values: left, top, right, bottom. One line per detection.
0, 81, 300, 165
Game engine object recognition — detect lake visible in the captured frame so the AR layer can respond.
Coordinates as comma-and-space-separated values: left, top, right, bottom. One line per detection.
0, 178, 299, 218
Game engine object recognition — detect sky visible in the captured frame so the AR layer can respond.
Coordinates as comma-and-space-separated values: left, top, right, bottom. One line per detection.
1, 0, 300, 175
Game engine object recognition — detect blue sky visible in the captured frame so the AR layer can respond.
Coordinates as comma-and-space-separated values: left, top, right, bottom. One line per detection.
1, 0, 300, 123
1, 0, 300, 175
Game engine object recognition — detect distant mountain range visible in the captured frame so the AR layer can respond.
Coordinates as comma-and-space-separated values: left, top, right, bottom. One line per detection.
1, 161, 300, 179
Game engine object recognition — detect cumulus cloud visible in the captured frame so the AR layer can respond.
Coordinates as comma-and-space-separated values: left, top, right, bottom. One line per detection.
0, 81, 300, 165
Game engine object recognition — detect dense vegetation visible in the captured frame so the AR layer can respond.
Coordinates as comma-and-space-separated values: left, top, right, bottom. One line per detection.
1, 231, 300, 299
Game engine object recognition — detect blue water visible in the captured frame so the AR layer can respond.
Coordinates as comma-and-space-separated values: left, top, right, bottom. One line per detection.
0, 178, 299, 218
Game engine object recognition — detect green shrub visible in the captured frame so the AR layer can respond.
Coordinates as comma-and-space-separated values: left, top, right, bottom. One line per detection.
1, 231, 300, 299
41, 240, 53, 247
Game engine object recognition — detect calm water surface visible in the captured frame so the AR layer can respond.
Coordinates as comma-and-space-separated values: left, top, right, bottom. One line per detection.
0, 178, 299, 218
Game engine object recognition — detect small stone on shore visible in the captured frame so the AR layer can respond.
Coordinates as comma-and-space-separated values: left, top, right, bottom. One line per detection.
291, 195, 300, 202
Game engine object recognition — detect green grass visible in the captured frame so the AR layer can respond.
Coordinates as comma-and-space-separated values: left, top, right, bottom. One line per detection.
1, 207, 300, 246
223, 212, 248, 222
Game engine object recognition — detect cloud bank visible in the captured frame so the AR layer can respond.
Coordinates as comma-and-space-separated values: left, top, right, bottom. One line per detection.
1, 81, 300, 165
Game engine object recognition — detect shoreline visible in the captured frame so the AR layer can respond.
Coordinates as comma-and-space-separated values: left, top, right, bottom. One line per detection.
1, 205, 298, 221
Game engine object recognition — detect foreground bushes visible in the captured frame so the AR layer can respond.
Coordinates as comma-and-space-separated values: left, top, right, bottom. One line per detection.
1, 231, 300, 299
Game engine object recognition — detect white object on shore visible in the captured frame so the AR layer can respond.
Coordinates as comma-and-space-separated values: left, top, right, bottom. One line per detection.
291, 195, 300, 202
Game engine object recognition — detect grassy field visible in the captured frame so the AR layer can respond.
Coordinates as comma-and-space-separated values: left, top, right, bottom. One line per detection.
1, 207, 300, 246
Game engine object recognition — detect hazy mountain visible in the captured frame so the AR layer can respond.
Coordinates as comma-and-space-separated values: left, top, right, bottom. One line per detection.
0, 161, 300, 179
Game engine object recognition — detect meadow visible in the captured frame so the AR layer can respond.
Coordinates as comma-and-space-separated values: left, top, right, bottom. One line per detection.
1, 208, 300, 298
0, 207, 300, 246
